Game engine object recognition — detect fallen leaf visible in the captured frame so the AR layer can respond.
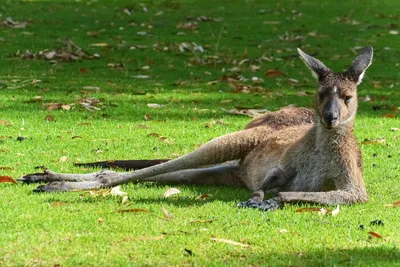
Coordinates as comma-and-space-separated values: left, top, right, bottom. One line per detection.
0, 120, 12, 126
147, 103, 165, 108
384, 200, 400, 208
190, 219, 214, 224
162, 206, 174, 219
110, 186, 127, 197
144, 114, 152, 121
80, 68, 88, 74
133, 235, 165, 241
210, 238, 249, 247
265, 69, 285, 77
59, 156, 68, 162
163, 188, 181, 198
47, 103, 62, 111
383, 114, 396, 118
0, 167, 13, 171
0, 176, 17, 184
51, 201, 68, 207
117, 208, 149, 213
44, 115, 55, 121
121, 196, 129, 205
361, 138, 386, 145
195, 193, 210, 200
90, 43, 109, 47
296, 207, 332, 213
98, 218, 104, 224
368, 231, 382, 238
331, 205, 340, 216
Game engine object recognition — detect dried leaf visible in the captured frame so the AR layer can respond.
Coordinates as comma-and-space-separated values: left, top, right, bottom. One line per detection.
117, 208, 149, 213
44, 115, 55, 121
162, 206, 174, 219
0, 167, 13, 171
0, 120, 12, 126
383, 114, 396, 118
110, 186, 127, 197
195, 193, 210, 200
361, 138, 386, 145
296, 207, 332, 213
0, 176, 17, 184
59, 156, 68, 162
384, 200, 400, 208
144, 114, 152, 121
163, 188, 181, 198
121, 196, 129, 205
80, 68, 88, 74
368, 231, 382, 238
190, 219, 214, 224
331, 205, 340, 216
90, 43, 109, 47
47, 103, 62, 111
147, 103, 165, 108
210, 238, 249, 247
265, 69, 285, 77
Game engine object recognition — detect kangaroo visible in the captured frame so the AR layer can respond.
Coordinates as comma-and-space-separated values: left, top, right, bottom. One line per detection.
19, 46, 373, 211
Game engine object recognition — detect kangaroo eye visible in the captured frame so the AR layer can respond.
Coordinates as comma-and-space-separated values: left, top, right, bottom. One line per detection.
344, 96, 352, 105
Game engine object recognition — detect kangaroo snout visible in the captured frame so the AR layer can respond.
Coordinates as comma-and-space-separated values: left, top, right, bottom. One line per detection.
322, 98, 340, 128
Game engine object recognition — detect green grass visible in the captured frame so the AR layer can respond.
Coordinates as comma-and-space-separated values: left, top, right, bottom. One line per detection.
1, 0, 400, 266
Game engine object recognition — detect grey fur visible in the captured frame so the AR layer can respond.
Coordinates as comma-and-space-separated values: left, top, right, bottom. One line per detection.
19, 46, 374, 212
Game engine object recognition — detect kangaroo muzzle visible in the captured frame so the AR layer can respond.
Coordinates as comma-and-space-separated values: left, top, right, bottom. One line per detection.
322, 97, 340, 128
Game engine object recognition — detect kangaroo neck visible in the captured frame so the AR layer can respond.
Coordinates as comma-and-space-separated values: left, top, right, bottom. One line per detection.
314, 118, 355, 149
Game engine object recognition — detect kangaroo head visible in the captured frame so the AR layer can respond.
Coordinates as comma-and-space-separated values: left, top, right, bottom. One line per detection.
298, 46, 373, 129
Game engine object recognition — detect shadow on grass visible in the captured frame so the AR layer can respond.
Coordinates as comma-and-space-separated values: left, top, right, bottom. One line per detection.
240, 246, 400, 266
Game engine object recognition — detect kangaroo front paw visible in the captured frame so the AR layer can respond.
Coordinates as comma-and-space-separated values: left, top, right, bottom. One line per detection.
237, 197, 283, 211
256, 197, 283, 211
237, 199, 263, 209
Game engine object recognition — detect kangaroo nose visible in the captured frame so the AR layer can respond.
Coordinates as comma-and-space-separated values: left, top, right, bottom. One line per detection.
324, 111, 338, 124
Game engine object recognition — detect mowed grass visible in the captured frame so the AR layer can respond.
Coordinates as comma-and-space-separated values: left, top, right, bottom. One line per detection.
0, 0, 400, 266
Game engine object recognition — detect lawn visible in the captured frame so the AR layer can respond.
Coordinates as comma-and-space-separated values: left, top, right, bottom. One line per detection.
0, 0, 400, 266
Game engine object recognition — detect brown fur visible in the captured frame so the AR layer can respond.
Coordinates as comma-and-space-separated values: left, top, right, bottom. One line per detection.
20, 47, 374, 210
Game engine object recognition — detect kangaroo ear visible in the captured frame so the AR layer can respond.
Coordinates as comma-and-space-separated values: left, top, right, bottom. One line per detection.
345, 46, 373, 85
297, 48, 331, 80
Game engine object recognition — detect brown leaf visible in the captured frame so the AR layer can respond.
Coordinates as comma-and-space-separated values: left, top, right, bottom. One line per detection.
80, 68, 88, 74
72, 136, 82, 139
0, 120, 12, 126
0, 167, 13, 171
265, 69, 285, 77
190, 219, 214, 224
51, 201, 68, 207
210, 238, 249, 247
144, 113, 152, 121
368, 231, 382, 238
161, 206, 174, 219
44, 115, 55, 121
117, 208, 149, 213
296, 207, 332, 213
195, 193, 210, 200
47, 103, 62, 111
361, 138, 386, 145
0, 176, 17, 184
148, 133, 160, 138
383, 114, 396, 118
